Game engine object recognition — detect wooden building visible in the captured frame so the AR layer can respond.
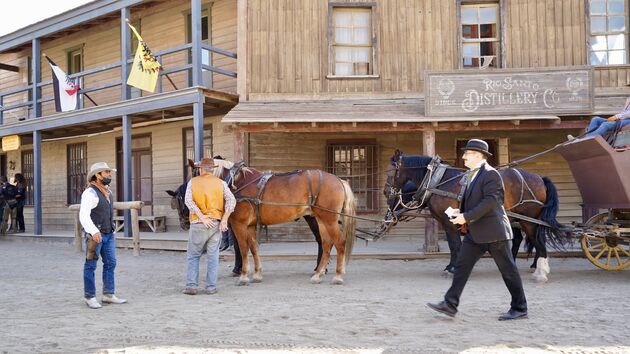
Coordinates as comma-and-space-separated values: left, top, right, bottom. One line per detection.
0, 0, 628, 246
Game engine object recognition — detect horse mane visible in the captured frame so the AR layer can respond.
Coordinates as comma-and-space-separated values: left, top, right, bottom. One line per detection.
401, 155, 434, 183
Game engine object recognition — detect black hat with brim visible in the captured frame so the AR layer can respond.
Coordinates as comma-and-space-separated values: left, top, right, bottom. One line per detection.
460, 139, 493, 157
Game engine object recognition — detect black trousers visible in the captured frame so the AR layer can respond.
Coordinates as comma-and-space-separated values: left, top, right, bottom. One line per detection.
445, 237, 527, 312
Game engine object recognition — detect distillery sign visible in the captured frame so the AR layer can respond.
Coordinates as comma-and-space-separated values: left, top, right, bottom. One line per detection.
425, 67, 593, 117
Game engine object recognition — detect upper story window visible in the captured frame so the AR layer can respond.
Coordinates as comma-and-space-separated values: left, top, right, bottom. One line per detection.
589, 0, 628, 65
461, 3, 501, 68
66, 47, 83, 75
329, 4, 376, 76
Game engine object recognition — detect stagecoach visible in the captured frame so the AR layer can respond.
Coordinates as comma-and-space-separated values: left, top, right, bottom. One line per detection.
556, 131, 630, 270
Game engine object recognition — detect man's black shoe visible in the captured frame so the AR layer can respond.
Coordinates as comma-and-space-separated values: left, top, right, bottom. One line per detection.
426, 301, 457, 317
498, 309, 528, 321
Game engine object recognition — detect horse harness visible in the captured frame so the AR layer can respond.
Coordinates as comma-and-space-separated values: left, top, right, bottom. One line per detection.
227, 164, 325, 232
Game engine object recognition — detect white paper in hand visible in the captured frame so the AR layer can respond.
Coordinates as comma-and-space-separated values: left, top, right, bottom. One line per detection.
445, 206, 458, 219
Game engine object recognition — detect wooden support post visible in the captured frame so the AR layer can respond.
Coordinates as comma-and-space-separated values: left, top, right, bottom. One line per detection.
131, 208, 140, 256
74, 211, 82, 252
423, 130, 439, 253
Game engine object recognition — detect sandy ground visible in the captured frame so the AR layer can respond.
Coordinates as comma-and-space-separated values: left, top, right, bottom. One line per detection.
1, 240, 630, 354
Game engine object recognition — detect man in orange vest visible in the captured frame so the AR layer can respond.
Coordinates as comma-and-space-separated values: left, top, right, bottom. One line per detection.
183, 157, 236, 295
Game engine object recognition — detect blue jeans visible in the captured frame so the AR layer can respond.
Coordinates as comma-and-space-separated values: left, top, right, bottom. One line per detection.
584, 116, 630, 138
83, 232, 117, 298
186, 223, 221, 290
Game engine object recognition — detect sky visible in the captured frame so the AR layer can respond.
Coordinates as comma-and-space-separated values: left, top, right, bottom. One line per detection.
0, 0, 94, 37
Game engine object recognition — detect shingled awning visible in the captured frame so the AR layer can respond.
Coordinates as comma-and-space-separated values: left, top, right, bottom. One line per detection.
222, 98, 560, 124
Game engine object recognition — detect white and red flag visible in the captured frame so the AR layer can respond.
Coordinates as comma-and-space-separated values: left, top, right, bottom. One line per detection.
45, 56, 80, 112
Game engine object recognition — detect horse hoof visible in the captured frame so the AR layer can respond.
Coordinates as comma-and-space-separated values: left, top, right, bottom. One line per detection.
252, 274, 263, 283
237, 277, 250, 286
331, 276, 344, 285
310, 274, 322, 284
532, 273, 548, 283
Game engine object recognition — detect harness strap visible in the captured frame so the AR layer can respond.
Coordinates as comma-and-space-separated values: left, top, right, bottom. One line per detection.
506, 169, 544, 210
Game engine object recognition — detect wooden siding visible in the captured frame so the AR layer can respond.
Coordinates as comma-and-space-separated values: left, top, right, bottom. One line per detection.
0, 0, 236, 124
247, 129, 582, 241
246, 0, 630, 97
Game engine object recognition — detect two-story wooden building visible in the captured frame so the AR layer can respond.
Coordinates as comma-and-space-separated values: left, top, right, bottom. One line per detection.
1, 0, 628, 245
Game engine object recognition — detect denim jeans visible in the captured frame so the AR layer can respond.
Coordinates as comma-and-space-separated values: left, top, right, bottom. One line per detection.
83, 232, 117, 298
584, 116, 630, 138
186, 222, 221, 290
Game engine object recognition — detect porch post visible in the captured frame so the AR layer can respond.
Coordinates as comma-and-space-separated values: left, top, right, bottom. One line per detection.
191, 0, 204, 161
32, 38, 43, 235
121, 7, 133, 237
423, 129, 439, 253
233, 130, 248, 163
33, 130, 42, 235
191, 0, 203, 87
193, 98, 204, 160
237, 0, 248, 100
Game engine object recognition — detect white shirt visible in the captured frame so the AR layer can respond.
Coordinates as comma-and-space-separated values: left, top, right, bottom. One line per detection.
467, 159, 486, 185
79, 187, 111, 235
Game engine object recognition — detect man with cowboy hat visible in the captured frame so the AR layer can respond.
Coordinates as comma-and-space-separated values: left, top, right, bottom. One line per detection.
80, 162, 127, 309
183, 157, 236, 295
427, 139, 528, 321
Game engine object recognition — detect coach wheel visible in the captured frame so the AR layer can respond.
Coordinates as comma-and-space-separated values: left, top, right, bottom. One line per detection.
581, 212, 630, 271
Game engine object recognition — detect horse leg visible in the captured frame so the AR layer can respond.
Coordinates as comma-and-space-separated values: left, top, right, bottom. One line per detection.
250, 234, 263, 283
303, 215, 325, 273
232, 223, 254, 286
511, 226, 523, 261
522, 222, 550, 283
310, 219, 334, 284
325, 220, 347, 285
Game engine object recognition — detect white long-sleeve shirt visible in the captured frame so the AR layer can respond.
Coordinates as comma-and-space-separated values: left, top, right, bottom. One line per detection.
79, 187, 111, 235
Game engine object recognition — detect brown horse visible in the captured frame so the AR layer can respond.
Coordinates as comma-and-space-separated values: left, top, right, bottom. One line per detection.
385, 150, 570, 283
209, 159, 355, 285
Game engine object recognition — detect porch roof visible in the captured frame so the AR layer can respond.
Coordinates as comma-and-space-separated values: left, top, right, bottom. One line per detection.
222, 99, 560, 124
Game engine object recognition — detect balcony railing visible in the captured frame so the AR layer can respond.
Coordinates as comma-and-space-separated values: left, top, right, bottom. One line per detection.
0, 41, 236, 125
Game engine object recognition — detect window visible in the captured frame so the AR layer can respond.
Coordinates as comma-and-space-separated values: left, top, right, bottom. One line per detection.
183, 126, 213, 180
186, 10, 212, 87
21, 150, 34, 206
589, 0, 628, 65
67, 47, 83, 75
329, 5, 376, 76
67, 143, 87, 204
461, 3, 501, 68
326, 143, 378, 212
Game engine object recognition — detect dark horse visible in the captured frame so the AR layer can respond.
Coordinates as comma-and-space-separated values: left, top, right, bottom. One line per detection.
166, 161, 328, 275
385, 150, 569, 282
169, 159, 356, 285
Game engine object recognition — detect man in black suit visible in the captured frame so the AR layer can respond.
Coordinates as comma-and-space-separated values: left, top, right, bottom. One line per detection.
427, 139, 528, 321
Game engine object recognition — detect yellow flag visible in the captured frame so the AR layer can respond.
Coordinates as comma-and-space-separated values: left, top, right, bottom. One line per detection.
126, 22, 162, 93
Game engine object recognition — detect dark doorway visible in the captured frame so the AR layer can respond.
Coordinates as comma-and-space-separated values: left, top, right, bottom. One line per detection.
0, 155, 6, 179
116, 135, 153, 216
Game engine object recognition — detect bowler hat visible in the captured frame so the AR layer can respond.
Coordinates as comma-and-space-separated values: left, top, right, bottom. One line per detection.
194, 157, 218, 169
87, 162, 116, 182
461, 139, 493, 157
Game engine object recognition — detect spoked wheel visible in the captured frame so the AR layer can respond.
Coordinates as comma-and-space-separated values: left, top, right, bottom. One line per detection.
581, 212, 630, 270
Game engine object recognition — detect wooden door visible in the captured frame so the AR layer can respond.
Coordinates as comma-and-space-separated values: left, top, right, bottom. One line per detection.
117, 135, 153, 215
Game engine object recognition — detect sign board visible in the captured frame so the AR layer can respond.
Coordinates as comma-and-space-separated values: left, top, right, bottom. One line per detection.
425, 67, 594, 117
2, 135, 20, 151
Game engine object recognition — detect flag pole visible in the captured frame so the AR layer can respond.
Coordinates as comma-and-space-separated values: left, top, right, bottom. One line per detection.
43, 53, 98, 107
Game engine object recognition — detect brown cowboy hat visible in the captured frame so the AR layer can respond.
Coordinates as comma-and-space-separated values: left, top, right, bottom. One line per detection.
460, 139, 493, 157
193, 157, 218, 169
87, 162, 116, 182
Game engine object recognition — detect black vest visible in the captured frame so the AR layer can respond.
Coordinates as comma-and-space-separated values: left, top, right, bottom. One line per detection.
89, 185, 114, 234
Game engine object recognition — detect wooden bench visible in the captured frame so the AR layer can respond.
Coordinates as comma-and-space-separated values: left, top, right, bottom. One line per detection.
114, 215, 166, 233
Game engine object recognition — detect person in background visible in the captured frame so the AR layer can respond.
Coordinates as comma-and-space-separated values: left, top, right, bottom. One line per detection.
14, 173, 26, 233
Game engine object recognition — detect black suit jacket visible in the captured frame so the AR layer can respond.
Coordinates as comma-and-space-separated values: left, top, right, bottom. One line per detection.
461, 163, 513, 244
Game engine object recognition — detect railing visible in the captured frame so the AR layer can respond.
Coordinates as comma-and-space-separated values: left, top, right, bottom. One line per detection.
0, 42, 237, 124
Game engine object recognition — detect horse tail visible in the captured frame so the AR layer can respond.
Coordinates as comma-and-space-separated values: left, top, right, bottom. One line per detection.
538, 176, 571, 250
340, 179, 356, 265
